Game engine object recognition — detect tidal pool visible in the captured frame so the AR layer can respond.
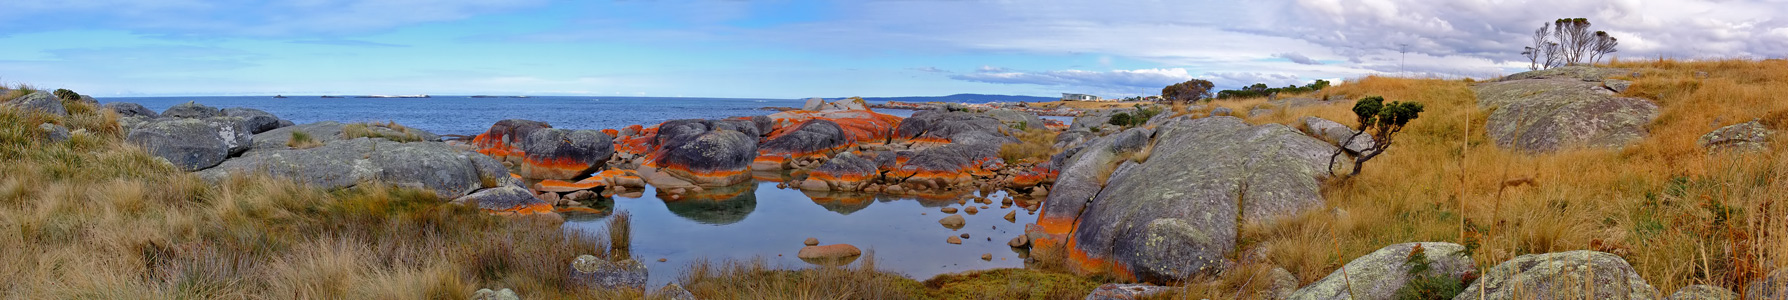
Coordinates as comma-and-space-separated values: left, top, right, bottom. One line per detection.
561, 180, 1041, 287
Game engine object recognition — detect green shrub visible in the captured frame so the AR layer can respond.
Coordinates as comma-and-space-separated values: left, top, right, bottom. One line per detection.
1108, 113, 1133, 126
287, 131, 322, 149
53, 89, 79, 100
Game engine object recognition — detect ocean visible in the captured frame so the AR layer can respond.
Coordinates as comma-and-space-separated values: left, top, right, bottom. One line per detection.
100, 96, 809, 136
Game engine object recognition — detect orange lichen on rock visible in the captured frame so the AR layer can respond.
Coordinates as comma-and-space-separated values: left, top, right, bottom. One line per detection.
485, 201, 554, 216
751, 155, 789, 170
1010, 165, 1058, 187
613, 124, 657, 155
765, 110, 902, 143
521, 155, 600, 182
535, 178, 606, 193
554, 207, 605, 214
601, 128, 619, 137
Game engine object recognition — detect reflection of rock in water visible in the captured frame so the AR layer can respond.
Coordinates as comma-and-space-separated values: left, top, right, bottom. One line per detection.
909, 190, 973, 207
801, 190, 875, 215
751, 170, 789, 183
560, 199, 615, 222
659, 183, 758, 225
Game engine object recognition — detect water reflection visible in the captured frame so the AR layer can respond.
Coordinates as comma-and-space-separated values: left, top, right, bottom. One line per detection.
566, 180, 1043, 287
658, 183, 758, 225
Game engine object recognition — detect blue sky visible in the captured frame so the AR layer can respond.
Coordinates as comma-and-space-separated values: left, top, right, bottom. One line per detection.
2, 0, 1785, 98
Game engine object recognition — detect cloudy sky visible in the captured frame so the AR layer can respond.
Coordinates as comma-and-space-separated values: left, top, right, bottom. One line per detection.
1, 0, 1784, 98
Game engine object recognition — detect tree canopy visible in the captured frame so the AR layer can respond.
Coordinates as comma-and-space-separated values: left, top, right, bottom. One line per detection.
1161, 79, 1214, 103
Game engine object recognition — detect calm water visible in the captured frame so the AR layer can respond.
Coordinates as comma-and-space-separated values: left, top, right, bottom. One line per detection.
102, 96, 805, 136
102, 96, 1042, 286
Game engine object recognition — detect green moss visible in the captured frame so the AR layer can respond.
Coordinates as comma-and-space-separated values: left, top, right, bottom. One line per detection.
923, 268, 1104, 300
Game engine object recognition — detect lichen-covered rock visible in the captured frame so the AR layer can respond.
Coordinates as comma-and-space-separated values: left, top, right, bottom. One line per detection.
198, 138, 505, 199
570, 255, 648, 291
648, 120, 757, 187
1063, 117, 1335, 283
1477, 70, 1658, 153
1501, 66, 1629, 82
161, 101, 223, 119
806, 152, 878, 191
1669, 284, 1736, 300
1453, 250, 1658, 300
1290, 242, 1475, 300
471, 119, 553, 163
1604, 79, 1633, 93
802, 97, 826, 111
986, 109, 1046, 131
1300, 116, 1375, 154
757, 119, 849, 169
1698, 120, 1774, 152
451, 185, 552, 215
1085, 283, 1171, 300
1747, 269, 1788, 300
4, 91, 67, 116
655, 283, 697, 300
520, 128, 614, 180
250, 121, 439, 153
1035, 127, 1152, 243
222, 107, 286, 134
126, 117, 253, 171
38, 123, 69, 143
470, 288, 520, 300
103, 102, 158, 118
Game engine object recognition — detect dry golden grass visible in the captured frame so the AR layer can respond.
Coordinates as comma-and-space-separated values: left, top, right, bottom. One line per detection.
1028, 100, 1157, 110
342, 121, 425, 142
1000, 127, 1061, 164
1213, 60, 1788, 297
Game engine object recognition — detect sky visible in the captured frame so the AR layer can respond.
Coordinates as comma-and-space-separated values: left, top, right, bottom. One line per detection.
1, 0, 1785, 99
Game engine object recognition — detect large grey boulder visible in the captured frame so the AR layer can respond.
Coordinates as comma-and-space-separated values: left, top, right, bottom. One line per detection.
802, 97, 826, 111
1453, 250, 1658, 300
161, 101, 223, 119
126, 117, 253, 171
519, 128, 614, 180
1748, 269, 1788, 300
650, 119, 759, 187
759, 119, 848, 159
570, 255, 648, 291
1068, 117, 1336, 282
4, 91, 66, 116
1289, 242, 1475, 300
222, 107, 285, 134
197, 138, 506, 199
451, 185, 548, 213
1698, 120, 1774, 152
250, 121, 440, 153
1476, 69, 1658, 153
38, 123, 70, 143
1669, 284, 1736, 300
1301, 116, 1375, 154
986, 109, 1046, 130
103, 102, 158, 118
1041, 127, 1151, 225
1501, 66, 1629, 82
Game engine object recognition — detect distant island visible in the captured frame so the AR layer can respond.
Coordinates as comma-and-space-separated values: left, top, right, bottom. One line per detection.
846, 93, 1058, 104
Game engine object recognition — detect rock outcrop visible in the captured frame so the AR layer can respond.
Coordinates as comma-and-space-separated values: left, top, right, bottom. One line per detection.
1476, 67, 1658, 153
757, 119, 850, 169
1699, 120, 1774, 152
805, 152, 879, 191
1050, 116, 1336, 283
452, 185, 551, 215
162, 101, 223, 119
198, 137, 511, 199
222, 107, 287, 134
39, 123, 69, 143
1290, 242, 1475, 300
570, 255, 648, 291
1748, 269, 1788, 300
520, 128, 615, 180
4, 91, 67, 116
471, 119, 553, 164
103, 102, 158, 118
251, 121, 439, 152
1300, 116, 1375, 154
1032, 127, 1152, 254
645, 119, 758, 187
126, 117, 253, 171
1453, 250, 1658, 300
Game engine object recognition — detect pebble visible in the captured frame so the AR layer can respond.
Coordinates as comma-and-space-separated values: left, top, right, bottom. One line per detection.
947, 236, 962, 244
1004, 211, 1017, 223
981, 253, 992, 261
960, 233, 970, 239
658, 258, 668, 262
965, 206, 979, 214
941, 207, 958, 214
804, 237, 819, 246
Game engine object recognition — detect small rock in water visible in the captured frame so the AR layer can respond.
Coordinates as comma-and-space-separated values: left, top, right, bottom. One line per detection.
1001, 198, 1014, 205
1009, 236, 1029, 248
957, 198, 967, 205
965, 206, 979, 214
960, 233, 970, 239
804, 237, 819, 246
981, 253, 992, 261
538, 192, 561, 204
941, 207, 958, 214
1004, 211, 1017, 223
947, 236, 962, 244
657, 258, 667, 262
939, 215, 966, 229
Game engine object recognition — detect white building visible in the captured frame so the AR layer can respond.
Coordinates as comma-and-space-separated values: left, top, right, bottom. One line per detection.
1061, 93, 1101, 101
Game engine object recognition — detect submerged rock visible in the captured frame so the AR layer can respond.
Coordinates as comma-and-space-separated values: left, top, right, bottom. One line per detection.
1454, 250, 1658, 300
939, 214, 966, 230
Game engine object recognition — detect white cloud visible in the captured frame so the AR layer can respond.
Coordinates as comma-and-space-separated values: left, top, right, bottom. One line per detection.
1275, 52, 1322, 65
949, 68, 1200, 96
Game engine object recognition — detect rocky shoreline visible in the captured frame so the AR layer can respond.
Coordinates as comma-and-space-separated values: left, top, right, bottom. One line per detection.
35, 65, 1783, 299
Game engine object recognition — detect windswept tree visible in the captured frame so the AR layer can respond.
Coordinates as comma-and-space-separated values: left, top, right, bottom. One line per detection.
1521, 18, 1618, 69
1161, 79, 1214, 103
1331, 96, 1424, 177
1589, 31, 1619, 64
